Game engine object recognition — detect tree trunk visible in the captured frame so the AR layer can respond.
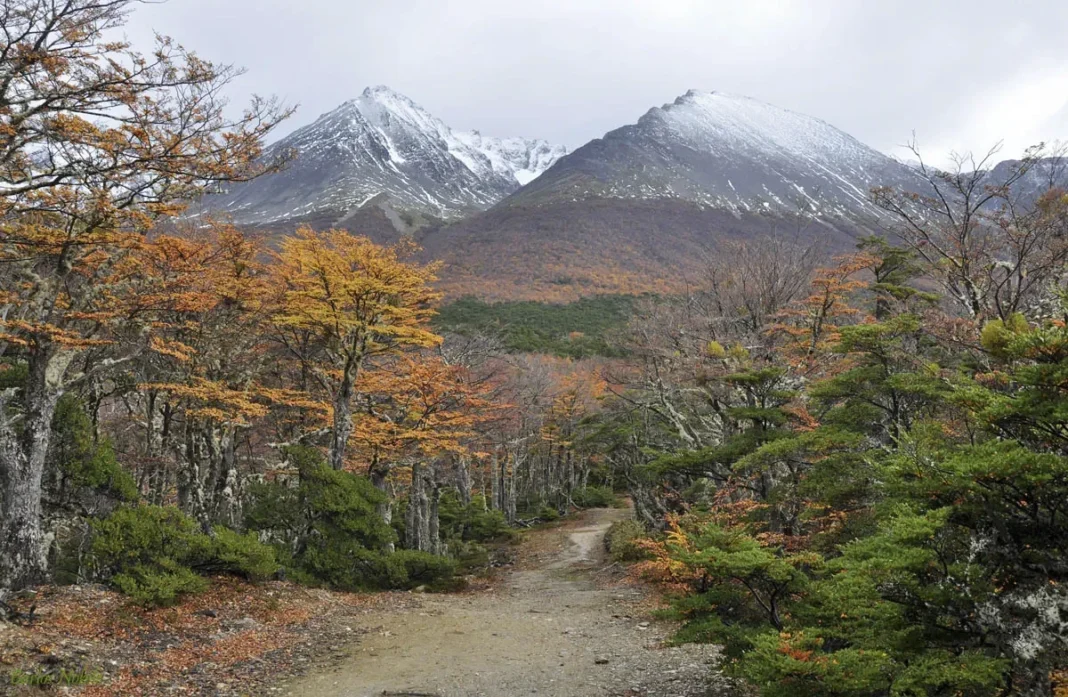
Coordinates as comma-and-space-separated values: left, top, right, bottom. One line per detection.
210, 427, 240, 528
178, 425, 207, 523
565, 449, 575, 502
406, 461, 426, 551
404, 471, 418, 550
428, 476, 442, 556
490, 452, 501, 511
477, 460, 488, 510
328, 374, 354, 471
0, 349, 73, 590
505, 453, 517, 523
369, 463, 394, 553
404, 461, 437, 553
416, 467, 431, 552
456, 455, 471, 507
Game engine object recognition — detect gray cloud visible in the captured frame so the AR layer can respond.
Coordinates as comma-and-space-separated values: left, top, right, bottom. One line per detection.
125, 0, 1068, 165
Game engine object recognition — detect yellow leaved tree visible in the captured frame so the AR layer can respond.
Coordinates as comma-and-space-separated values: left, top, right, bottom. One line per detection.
270, 227, 441, 470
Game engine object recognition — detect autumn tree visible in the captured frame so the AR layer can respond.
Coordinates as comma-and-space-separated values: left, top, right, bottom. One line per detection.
348, 354, 491, 551
126, 223, 323, 526
873, 142, 1068, 321
0, 0, 288, 590
702, 235, 821, 340
270, 228, 440, 472
776, 254, 871, 358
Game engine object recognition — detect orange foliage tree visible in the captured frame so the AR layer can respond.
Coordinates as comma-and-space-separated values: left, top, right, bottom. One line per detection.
0, 0, 289, 590
128, 223, 324, 524
269, 228, 441, 471
351, 354, 493, 549
770, 254, 873, 373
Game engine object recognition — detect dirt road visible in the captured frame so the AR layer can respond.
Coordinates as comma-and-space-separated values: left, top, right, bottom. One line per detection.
283, 508, 724, 697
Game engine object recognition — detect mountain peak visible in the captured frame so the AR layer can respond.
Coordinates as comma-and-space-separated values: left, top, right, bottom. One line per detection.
676, 87, 711, 102
357, 85, 425, 112
203, 87, 566, 225
362, 84, 404, 98
508, 89, 923, 223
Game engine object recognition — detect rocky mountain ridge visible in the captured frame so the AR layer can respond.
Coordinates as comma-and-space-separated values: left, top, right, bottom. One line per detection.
204, 86, 566, 225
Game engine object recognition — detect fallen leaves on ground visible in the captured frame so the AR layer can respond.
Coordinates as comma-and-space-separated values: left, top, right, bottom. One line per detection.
1, 578, 423, 696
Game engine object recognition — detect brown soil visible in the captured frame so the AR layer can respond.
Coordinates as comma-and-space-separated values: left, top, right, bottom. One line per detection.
1, 508, 730, 697
284, 507, 729, 697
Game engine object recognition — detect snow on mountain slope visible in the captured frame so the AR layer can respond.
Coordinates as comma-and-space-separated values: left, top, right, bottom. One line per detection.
204, 86, 566, 224
508, 89, 926, 224
453, 131, 568, 185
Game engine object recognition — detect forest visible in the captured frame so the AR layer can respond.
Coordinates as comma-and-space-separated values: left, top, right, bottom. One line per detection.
2, 2, 1068, 696
434, 294, 637, 358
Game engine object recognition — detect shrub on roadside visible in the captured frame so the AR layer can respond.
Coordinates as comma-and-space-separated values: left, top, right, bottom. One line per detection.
449, 539, 491, 572
604, 519, 651, 562
537, 505, 561, 522
192, 526, 280, 580
246, 447, 456, 591
393, 549, 458, 588
571, 486, 618, 509
300, 546, 457, 591
110, 561, 207, 607
89, 505, 278, 606
437, 492, 515, 543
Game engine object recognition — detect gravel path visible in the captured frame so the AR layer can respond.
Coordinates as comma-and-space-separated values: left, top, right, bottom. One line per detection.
283, 508, 727, 697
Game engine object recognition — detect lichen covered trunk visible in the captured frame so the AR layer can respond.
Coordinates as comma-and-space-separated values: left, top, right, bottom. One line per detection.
329, 378, 354, 471
456, 454, 471, 507
0, 349, 72, 590
428, 478, 442, 556
505, 454, 517, 523
369, 463, 395, 553
489, 452, 500, 511
328, 354, 362, 472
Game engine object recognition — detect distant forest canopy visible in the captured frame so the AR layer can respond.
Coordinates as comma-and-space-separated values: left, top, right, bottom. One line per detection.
434, 295, 641, 358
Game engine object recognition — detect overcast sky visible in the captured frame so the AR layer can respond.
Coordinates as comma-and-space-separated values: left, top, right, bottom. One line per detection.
125, 0, 1068, 165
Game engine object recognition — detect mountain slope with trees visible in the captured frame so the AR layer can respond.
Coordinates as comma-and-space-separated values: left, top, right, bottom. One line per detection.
420, 91, 931, 300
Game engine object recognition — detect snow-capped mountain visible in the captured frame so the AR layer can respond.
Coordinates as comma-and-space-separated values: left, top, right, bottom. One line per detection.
205, 86, 566, 224
507, 89, 925, 223
453, 131, 567, 186
422, 90, 933, 301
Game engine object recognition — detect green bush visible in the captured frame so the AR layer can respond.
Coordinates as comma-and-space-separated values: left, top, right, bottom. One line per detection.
464, 506, 511, 541
246, 447, 454, 591
111, 561, 207, 607
297, 546, 456, 591
449, 539, 491, 572
437, 492, 515, 543
91, 505, 201, 573
194, 526, 280, 580
571, 486, 618, 509
49, 394, 137, 503
537, 505, 560, 522
604, 519, 651, 562
299, 544, 399, 590
247, 447, 394, 552
89, 505, 278, 606
393, 549, 458, 588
